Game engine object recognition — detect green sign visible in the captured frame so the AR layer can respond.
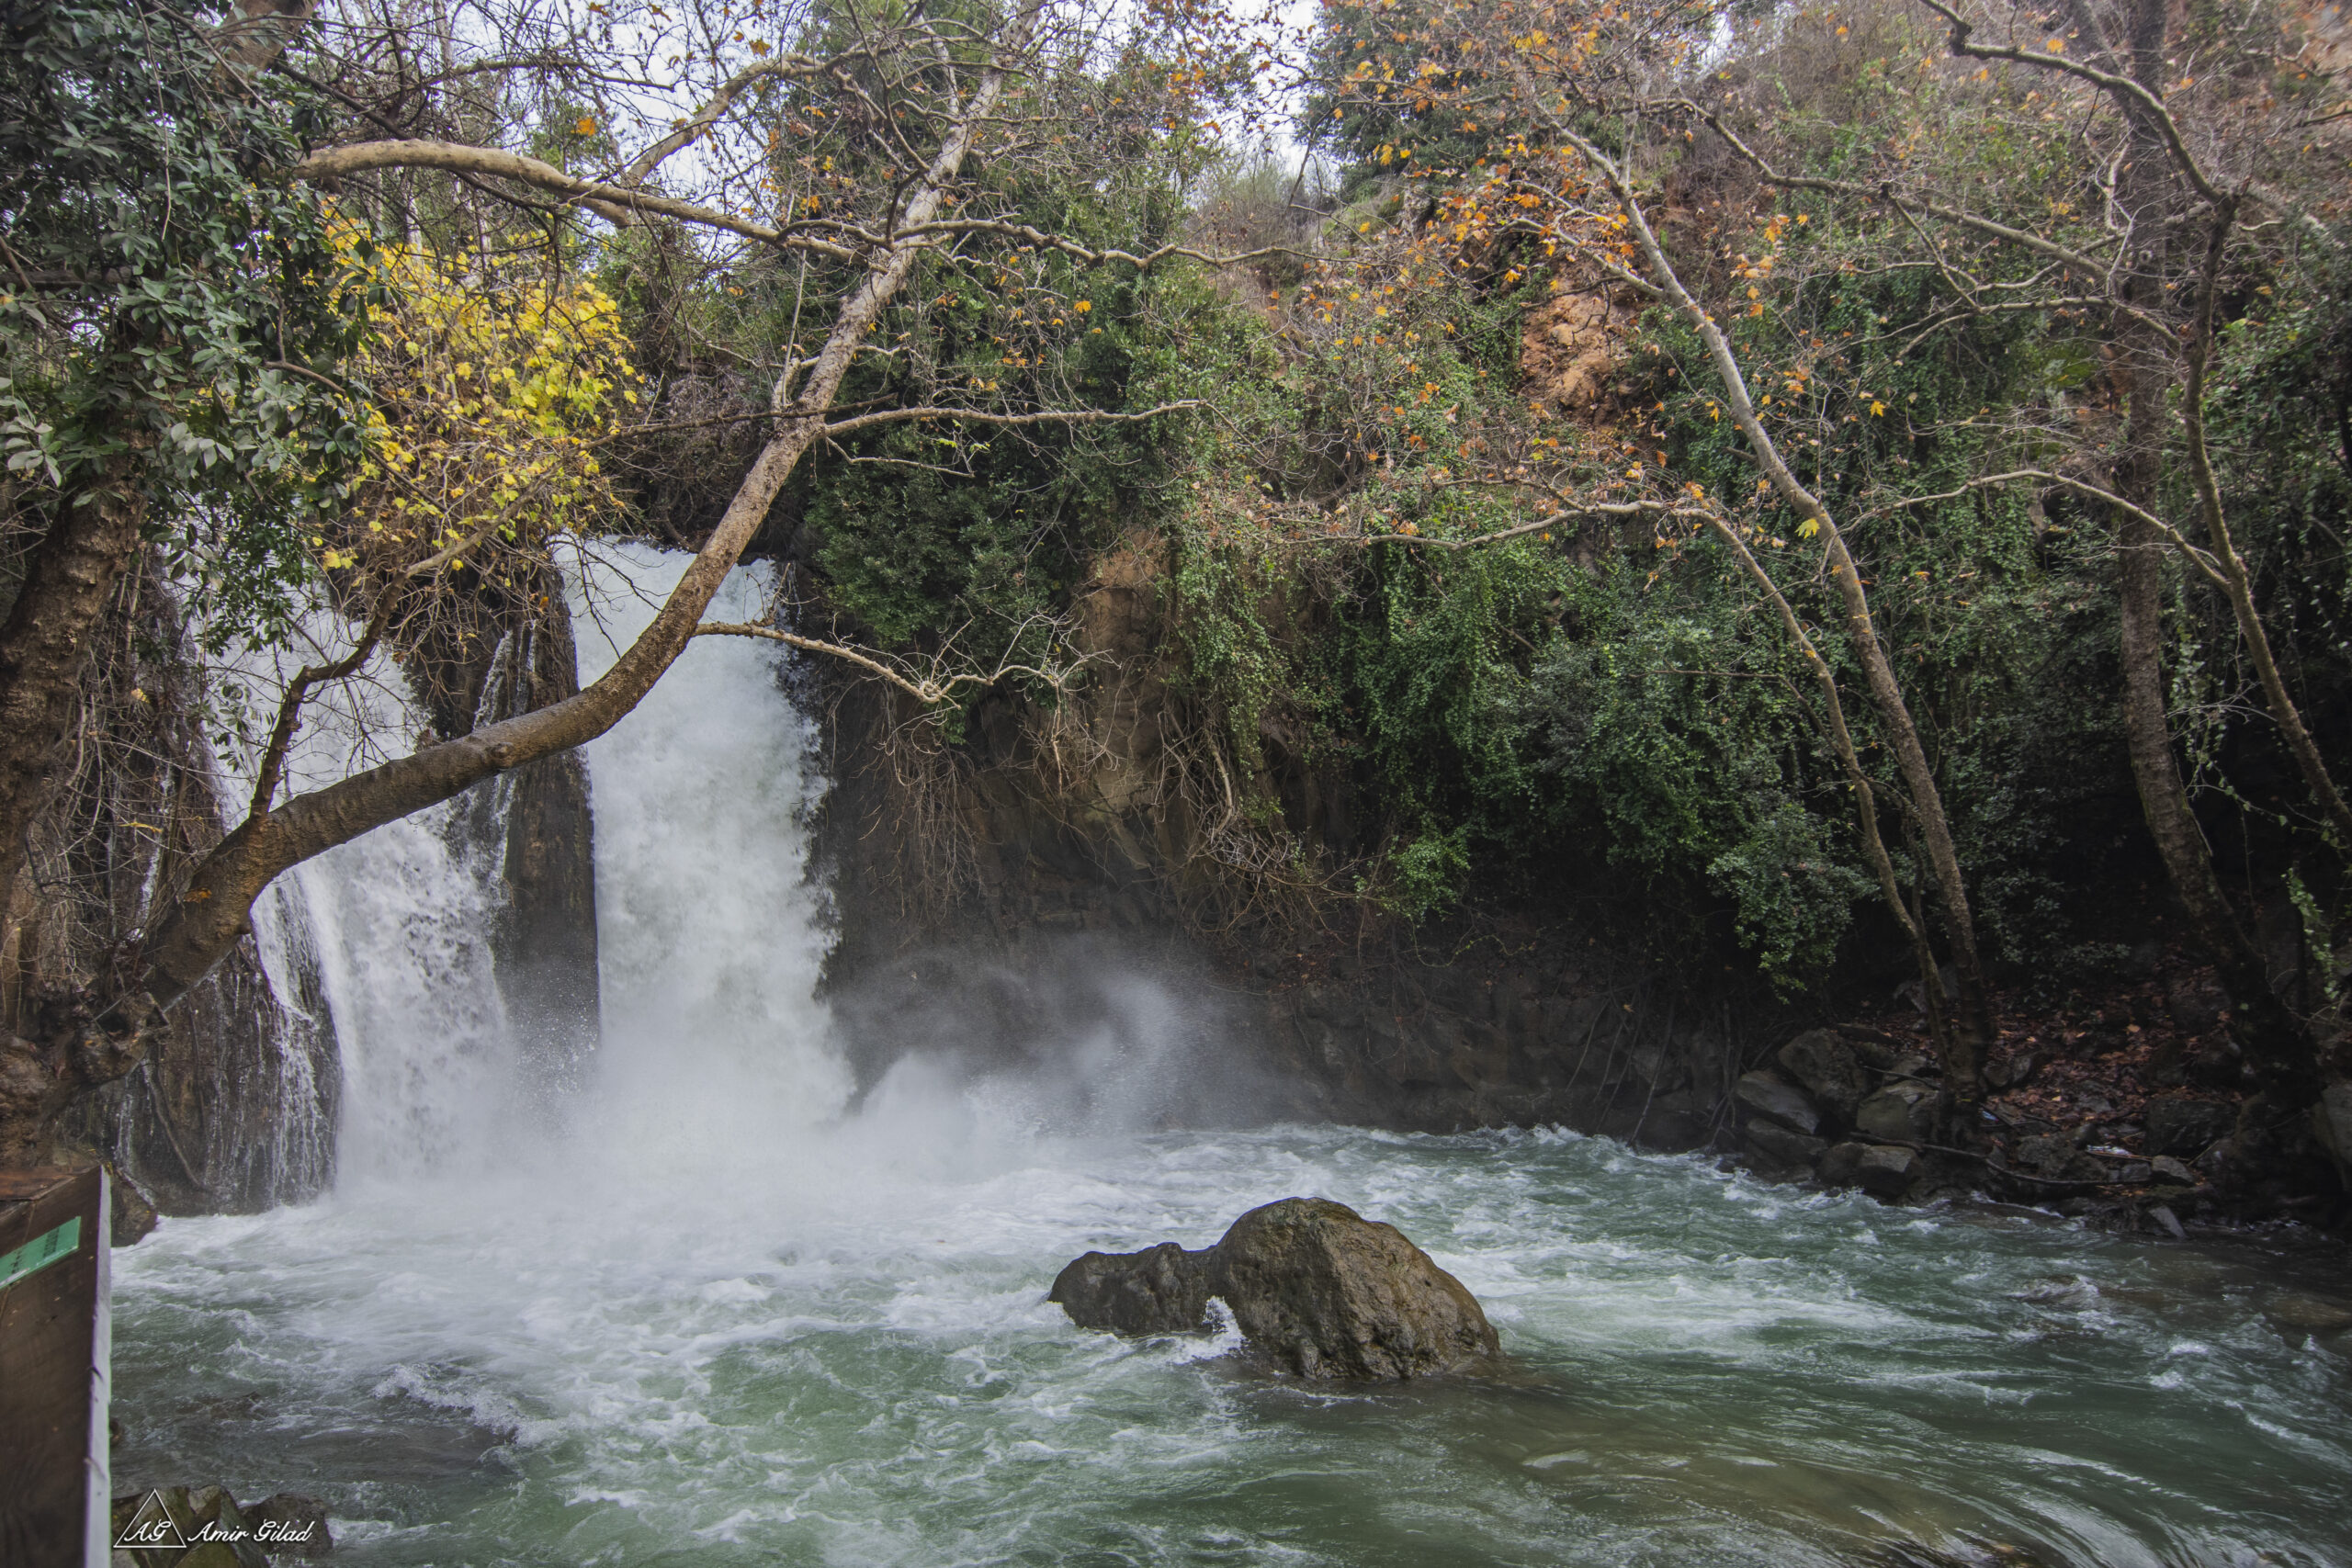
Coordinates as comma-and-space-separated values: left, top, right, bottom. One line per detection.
0, 1216, 82, 1291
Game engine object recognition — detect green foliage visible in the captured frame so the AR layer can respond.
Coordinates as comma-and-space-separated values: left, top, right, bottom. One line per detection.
0, 0, 373, 649
1381, 823, 1471, 920
1521, 560, 1871, 988
619, 0, 2349, 1001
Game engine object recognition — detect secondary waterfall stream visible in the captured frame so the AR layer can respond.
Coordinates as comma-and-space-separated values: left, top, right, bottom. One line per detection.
112, 547, 2351, 1567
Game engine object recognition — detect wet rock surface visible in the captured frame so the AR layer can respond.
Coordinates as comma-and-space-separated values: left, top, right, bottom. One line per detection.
1046, 1241, 1213, 1337
1050, 1197, 1498, 1380
1734, 1070, 1819, 1136
1775, 1030, 1870, 1125
2145, 1093, 2234, 1156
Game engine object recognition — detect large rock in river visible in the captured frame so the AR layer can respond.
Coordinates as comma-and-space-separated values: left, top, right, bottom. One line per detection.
1048, 1197, 1497, 1380
1045, 1241, 1213, 1337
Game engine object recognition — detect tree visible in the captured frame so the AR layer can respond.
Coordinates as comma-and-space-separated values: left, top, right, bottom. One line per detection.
1299, 0, 2006, 1115
1283, 0, 2352, 1127
0, 0, 370, 902
1675, 0, 2343, 1107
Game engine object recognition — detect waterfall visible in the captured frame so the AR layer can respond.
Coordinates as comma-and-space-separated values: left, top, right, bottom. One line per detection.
266, 542, 844, 1189
568, 543, 852, 1147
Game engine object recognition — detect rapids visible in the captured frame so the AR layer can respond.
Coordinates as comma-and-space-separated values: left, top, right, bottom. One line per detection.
110, 547, 2352, 1567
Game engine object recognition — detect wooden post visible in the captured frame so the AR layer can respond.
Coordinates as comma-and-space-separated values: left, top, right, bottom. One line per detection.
0, 1166, 110, 1568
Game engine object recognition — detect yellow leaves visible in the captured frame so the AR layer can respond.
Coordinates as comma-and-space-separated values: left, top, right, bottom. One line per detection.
1871, 400, 1886, 415
575, 117, 598, 136
2044, 36, 2064, 51
1797, 519, 1821, 538
330, 230, 638, 585
1074, 300, 1091, 313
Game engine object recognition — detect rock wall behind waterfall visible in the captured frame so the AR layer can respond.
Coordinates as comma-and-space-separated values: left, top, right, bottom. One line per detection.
475, 580, 601, 1087
811, 531, 1787, 1145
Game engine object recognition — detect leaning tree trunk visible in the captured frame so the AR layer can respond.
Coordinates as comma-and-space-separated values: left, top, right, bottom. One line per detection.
1564, 122, 1996, 1117
2113, 365, 2320, 1100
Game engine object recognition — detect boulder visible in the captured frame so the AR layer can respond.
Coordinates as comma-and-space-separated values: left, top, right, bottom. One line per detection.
2015, 1134, 2109, 1184
1734, 1070, 1820, 1135
1855, 1082, 1935, 1145
1210, 1199, 1498, 1379
1775, 1030, 1869, 1122
2148, 1155, 2199, 1187
1818, 1141, 1869, 1186
185, 1486, 266, 1568
2145, 1094, 2233, 1156
108, 1165, 158, 1247
1050, 1198, 1497, 1380
2264, 1292, 2352, 1337
1047, 1241, 1213, 1337
1854, 1145, 1920, 1197
1745, 1121, 1826, 1171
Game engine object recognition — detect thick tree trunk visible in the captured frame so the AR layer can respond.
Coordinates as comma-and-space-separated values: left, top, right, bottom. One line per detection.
0, 447, 150, 898
2114, 510, 2316, 1097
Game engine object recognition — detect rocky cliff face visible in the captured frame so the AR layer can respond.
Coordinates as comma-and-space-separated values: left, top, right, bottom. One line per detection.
474, 589, 600, 1089
813, 531, 1786, 1144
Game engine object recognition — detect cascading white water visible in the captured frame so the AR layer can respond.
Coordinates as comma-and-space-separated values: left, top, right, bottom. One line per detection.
247, 541, 850, 1186
108, 547, 2352, 1568
569, 542, 852, 1152
236, 877, 339, 1199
